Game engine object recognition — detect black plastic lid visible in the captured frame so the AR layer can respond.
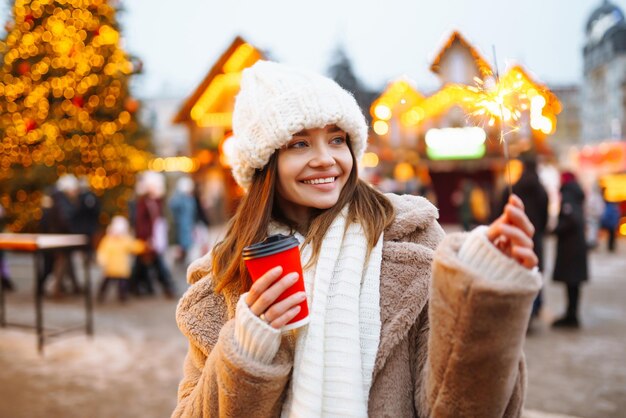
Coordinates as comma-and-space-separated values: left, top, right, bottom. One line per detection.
242, 234, 299, 260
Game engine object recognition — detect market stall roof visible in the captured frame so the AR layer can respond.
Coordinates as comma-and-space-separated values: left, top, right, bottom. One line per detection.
430, 31, 492, 77
371, 31, 561, 136
505, 64, 561, 111
370, 77, 424, 119
173, 36, 264, 125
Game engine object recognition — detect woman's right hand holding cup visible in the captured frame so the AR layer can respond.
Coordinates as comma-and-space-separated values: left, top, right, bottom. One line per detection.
245, 266, 306, 329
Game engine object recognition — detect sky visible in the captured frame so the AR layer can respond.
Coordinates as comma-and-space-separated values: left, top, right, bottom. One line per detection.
2, 0, 626, 98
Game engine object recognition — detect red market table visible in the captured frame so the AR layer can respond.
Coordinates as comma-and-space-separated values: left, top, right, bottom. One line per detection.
0, 233, 93, 354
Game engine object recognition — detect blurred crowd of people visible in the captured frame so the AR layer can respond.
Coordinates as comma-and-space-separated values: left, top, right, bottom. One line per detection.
1, 161, 622, 322
38, 174, 101, 297
445, 154, 623, 330
0, 171, 213, 303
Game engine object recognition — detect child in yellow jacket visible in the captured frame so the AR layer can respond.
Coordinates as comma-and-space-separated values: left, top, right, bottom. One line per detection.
96, 216, 145, 302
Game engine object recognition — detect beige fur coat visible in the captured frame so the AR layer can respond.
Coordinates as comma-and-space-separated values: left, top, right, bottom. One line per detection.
173, 194, 540, 417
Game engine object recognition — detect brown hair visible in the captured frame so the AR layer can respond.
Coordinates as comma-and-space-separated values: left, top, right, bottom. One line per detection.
212, 139, 395, 295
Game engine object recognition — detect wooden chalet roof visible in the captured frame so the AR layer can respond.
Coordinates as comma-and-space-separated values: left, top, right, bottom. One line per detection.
506, 64, 560, 108
173, 36, 264, 124
430, 31, 493, 77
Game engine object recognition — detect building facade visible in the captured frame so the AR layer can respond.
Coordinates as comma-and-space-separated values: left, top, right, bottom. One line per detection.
582, 0, 626, 142
548, 85, 581, 156
142, 96, 189, 157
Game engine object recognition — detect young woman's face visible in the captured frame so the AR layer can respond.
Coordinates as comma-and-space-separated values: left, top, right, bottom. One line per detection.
276, 124, 353, 222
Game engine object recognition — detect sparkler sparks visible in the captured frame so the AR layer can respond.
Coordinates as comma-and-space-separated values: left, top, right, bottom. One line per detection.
461, 57, 560, 197
465, 72, 525, 137
463, 48, 528, 195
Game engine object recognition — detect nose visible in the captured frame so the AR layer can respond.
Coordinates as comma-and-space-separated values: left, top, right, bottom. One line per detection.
309, 144, 335, 168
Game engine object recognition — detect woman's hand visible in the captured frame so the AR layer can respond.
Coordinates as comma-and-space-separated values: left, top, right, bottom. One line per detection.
245, 266, 306, 329
486, 194, 538, 269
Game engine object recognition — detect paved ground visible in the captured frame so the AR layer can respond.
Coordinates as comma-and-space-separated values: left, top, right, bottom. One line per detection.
0, 230, 623, 418
522, 236, 626, 418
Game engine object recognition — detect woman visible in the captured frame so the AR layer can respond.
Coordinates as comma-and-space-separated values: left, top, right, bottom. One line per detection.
552, 171, 588, 328
169, 176, 198, 264
173, 61, 540, 417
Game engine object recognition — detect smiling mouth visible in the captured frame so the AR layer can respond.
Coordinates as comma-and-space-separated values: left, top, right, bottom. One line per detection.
301, 177, 337, 185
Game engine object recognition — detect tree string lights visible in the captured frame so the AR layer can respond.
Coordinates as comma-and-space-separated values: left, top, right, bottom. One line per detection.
0, 0, 152, 231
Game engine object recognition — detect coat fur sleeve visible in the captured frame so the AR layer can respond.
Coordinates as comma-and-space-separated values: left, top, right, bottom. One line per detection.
172, 262, 293, 417
172, 321, 293, 418
415, 232, 539, 417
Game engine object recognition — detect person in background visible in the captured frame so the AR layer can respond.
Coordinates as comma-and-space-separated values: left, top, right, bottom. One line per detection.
0, 204, 15, 292
452, 179, 475, 231
499, 154, 549, 323
134, 171, 175, 299
75, 177, 102, 252
40, 175, 81, 297
0, 251, 12, 292
128, 174, 146, 231
600, 191, 620, 252
168, 176, 197, 265
96, 216, 145, 303
128, 174, 150, 296
193, 187, 210, 227
552, 171, 588, 329
585, 182, 605, 249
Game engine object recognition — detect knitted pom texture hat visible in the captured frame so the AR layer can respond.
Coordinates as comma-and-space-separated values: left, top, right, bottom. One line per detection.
228, 60, 368, 189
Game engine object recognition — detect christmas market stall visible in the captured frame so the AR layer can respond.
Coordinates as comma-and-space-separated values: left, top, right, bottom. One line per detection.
368, 32, 561, 223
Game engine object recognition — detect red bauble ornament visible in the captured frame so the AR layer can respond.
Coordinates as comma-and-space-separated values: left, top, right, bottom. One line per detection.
25, 119, 37, 132
72, 96, 85, 108
17, 61, 31, 75
124, 97, 139, 113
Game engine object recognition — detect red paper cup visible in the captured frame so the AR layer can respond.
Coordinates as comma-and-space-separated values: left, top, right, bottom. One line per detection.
243, 234, 309, 331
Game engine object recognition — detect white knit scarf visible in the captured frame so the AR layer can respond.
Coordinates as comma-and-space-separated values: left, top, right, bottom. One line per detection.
269, 207, 383, 418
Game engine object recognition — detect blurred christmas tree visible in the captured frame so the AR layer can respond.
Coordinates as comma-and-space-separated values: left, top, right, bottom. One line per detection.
0, 0, 152, 232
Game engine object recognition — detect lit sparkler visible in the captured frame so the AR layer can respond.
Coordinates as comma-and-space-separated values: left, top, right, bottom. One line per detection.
464, 47, 527, 196
466, 74, 525, 132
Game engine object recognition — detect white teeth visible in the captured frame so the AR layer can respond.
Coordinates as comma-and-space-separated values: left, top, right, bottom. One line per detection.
303, 177, 336, 185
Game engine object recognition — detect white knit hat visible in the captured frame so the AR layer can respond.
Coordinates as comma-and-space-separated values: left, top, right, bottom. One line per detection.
229, 61, 369, 189
108, 215, 130, 236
